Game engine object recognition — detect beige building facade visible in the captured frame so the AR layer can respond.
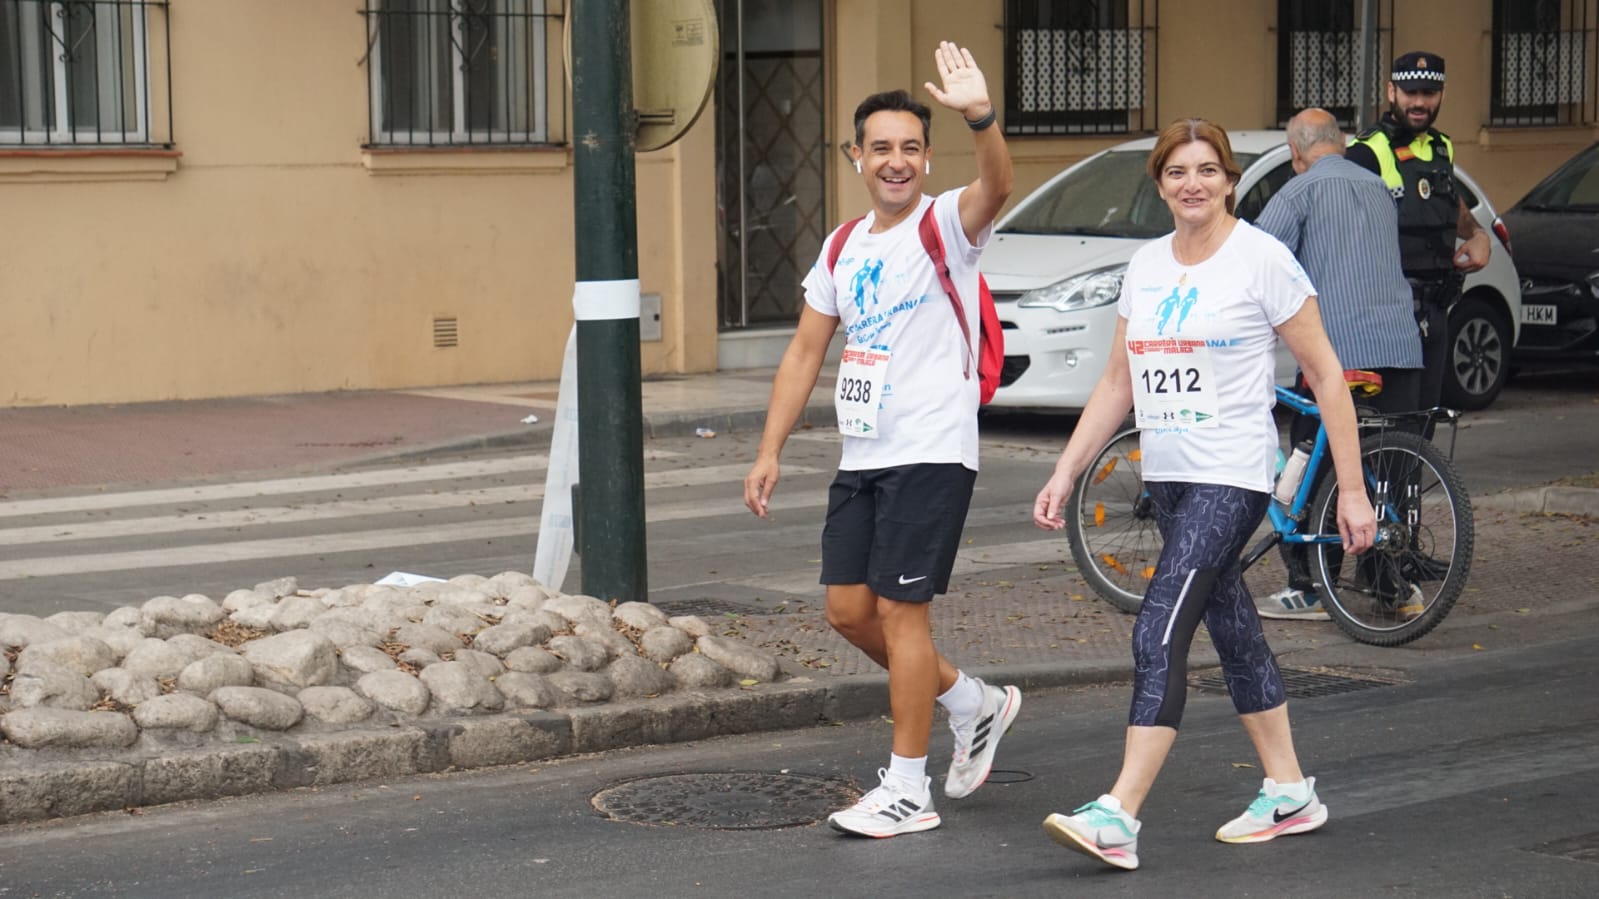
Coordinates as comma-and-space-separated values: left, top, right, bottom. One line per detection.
2, 0, 1594, 407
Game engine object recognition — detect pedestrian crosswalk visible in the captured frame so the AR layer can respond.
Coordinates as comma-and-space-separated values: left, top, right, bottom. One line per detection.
1, 448, 1074, 612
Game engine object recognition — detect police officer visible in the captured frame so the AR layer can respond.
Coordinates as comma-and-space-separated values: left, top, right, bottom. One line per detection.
1346, 51, 1492, 426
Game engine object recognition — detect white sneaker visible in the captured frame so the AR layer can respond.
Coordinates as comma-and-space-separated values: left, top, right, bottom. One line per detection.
944, 681, 1022, 799
1215, 777, 1329, 843
827, 769, 941, 838
1256, 588, 1330, 621
1042, 794, 1141, 871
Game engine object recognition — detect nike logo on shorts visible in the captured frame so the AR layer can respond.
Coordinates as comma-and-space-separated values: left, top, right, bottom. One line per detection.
898, 574, 928, 585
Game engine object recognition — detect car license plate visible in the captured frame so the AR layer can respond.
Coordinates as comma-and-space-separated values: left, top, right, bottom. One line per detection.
1522, 304, 1558, 325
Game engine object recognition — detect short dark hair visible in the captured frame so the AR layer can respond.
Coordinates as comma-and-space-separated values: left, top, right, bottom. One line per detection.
853, 90, 932, 148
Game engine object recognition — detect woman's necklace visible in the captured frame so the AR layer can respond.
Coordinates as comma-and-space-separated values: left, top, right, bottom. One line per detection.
1171, 217, 1236, 267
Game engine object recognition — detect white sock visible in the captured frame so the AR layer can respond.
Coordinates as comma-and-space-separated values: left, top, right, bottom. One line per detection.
937, 672, 984, 721
1268, 777, 1311, 800
1093, 793, 1140, 828
888, 753, 927, 789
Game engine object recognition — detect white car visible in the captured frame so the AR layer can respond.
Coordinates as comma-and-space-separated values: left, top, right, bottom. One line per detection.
983, 130, 1522, 411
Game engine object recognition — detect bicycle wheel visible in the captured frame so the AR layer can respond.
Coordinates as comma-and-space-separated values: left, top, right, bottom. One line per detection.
1308, 430, 1473, 646
1066, 427, 1161, 614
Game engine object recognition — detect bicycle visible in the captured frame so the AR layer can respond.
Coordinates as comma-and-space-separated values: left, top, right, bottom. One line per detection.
1066, 376, 1474, 646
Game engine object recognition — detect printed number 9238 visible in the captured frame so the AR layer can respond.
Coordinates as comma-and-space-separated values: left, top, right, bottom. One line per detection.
838, 377, 872, 404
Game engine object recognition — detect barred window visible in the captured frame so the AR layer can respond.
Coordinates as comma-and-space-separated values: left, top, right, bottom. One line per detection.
363, 0, 565, 147
1491, 0, 1595, 126
0, 0, 171, 146
1003, 0, 1156, 135
1275, 0, 1390, 128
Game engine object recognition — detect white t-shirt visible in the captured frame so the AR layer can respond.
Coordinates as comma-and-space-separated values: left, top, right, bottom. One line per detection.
1118, 221, 1314, 493
803, 189, 992, 471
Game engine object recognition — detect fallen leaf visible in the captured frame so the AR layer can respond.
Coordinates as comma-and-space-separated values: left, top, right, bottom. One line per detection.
1232, 762, 1256, 769
738, 678, 758, 686
1472, 643, 1484, 651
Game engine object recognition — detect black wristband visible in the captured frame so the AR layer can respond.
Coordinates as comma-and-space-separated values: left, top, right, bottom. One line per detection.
965, 107, 996, 131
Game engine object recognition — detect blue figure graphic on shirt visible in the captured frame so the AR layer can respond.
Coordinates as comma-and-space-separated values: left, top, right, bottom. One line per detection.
1156, 285, 1200, 335
849, 259, 884, 315
1156, 286, 1181, 335
1176, 287, 1199, 331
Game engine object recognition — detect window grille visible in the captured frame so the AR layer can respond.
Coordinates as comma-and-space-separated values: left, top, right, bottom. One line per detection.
362, 0, 567, 147
1003, 0, 1156, 135
1491, 0, 1595, 126
1275, 0, 1390, 129
0, 0, 172, 147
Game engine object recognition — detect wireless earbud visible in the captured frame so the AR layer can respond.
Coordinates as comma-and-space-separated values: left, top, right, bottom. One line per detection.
854, 159, 862, 174
925, 160, 930, 175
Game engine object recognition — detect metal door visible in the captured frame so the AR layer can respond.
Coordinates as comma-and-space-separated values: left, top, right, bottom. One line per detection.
715, 0, 826, 329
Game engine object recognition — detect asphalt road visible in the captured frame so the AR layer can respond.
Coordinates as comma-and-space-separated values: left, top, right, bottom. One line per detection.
2, 631, 1596, 897
4, 369, 1596, 620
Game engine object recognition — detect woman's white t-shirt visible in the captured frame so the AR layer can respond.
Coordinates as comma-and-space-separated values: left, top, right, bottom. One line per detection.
1118, 221, 1315, 493
803, 189, 991, 472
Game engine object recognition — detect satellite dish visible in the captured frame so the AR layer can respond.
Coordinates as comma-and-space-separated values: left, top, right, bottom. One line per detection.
632, 0, 719, 152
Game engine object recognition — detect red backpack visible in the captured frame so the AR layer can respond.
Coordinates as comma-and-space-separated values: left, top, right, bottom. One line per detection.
825, 203, 1005, 404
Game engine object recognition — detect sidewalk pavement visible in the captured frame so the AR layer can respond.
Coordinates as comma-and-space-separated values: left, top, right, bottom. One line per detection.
2, 371, 1597, 824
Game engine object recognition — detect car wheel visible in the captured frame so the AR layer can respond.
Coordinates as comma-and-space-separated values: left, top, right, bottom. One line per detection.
1442, 296, 1511, 411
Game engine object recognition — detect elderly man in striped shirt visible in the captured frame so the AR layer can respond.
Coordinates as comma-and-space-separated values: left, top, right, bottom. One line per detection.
1254, 107, 1423, 621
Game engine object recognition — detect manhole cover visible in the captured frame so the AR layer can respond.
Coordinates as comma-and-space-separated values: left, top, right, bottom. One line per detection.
653, 598, 768, 618
593, 772, 857, 830
1527, 832, 1599, 865
1190, 667, 1405, 699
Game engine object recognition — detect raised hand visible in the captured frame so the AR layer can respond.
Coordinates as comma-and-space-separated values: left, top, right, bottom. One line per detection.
924, 40, 991, 118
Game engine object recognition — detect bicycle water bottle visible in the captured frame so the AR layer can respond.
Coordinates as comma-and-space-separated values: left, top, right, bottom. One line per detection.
1273, 440, 1314, 504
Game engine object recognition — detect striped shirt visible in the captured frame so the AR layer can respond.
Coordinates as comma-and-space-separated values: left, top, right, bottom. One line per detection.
1255, 153, 1422, 369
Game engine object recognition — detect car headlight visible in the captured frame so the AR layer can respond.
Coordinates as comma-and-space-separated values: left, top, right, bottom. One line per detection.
1015, 265, 1126, 312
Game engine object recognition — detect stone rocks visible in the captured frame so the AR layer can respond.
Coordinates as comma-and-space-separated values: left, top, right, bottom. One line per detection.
696, 635, 781, 683
472, 621, 551, 657
338, 645, 398, 674
613, 601, 669, 631
142, 594, 225, 639
495, 672, 558, 709
133, 694, 219, 732
242, 631, 337, 690
19, 635, 117, 677
547, 635, 610, 672
298, 686, 374, 725
0, 570, 790, 768
177, 654, 255, 694
669, 653, 735, 689
355, 670, 430, 716
122, 638, 190, 679
504, 646, 563, 674
419, 661, 504, 714
0, 614, 71, 648
9, 661, 99, 710
640, 626, 694, 664
210, 686, 303, 730
91, 668, 163, 705
0, 708, 138, 749
607, 656, 675, 698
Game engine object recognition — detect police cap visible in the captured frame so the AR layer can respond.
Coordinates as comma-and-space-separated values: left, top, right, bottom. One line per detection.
1392, 51, 1445, 91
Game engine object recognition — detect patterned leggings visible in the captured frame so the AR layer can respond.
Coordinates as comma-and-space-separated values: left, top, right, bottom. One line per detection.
1129, 481, 1284, 729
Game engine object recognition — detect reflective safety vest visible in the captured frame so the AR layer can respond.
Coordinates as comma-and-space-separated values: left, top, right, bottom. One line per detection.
1353, 122, 1458, 275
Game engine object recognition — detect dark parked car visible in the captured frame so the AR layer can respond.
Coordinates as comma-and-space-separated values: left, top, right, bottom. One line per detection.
1503, 143, 1599, 369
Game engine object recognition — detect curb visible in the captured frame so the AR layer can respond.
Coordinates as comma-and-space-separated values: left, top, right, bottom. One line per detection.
0, 659, 1132, 825
1473, 485, 1599, 518
348, 402, 839, 468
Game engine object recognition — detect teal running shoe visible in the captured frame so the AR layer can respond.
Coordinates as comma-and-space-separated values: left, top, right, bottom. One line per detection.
1042, 794, 1140, 871
1216, 777, 1329, 843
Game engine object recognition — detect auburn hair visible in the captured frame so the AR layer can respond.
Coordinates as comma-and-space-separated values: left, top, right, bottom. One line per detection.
1147, 118, 1243, 216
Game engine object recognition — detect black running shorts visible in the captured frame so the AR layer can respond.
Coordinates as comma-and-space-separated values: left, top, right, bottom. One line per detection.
819, 462, 977, 602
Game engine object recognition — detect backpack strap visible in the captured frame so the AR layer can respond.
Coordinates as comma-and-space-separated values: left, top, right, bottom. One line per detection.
826, 217, 865, 273
917, 202, 976, 381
